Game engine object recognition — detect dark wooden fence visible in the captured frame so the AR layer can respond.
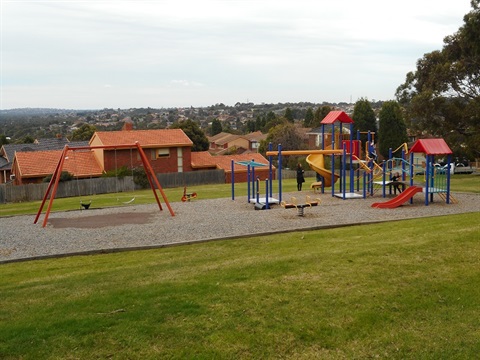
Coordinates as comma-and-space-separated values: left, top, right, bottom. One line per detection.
0, 169, 317, 203
0, 170, 225, 203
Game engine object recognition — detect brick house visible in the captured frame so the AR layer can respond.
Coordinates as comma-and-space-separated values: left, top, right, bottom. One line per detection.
208, 131, 267, 155
191, 151, 273, 183
11, 149, 103, 185
89, 128, 193, 174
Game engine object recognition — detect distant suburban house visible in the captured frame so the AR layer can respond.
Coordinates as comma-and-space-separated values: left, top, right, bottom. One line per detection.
208, 131, 266, 155
7, 128, 272, 186
89, 128, 194, 174
191, 151, 273, 183
0, 137, 89, 184
11, 149, 103, 185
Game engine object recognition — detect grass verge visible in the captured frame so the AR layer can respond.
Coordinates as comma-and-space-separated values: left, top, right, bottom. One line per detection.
1, 212, 479, 359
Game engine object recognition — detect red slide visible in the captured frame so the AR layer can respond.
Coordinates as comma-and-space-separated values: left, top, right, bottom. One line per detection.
371, 186, 423, 209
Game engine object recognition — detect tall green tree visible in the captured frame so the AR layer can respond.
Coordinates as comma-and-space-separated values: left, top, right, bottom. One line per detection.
352, 98, 377, 142
378, 101, 408, 158
396, 0, 480, 159
210, 119, 223, 136
70, 123, 96, 141
284, 107, 294, 123
304, 107, 315, 127
170, 119, 209, 152
258, 122, 306, 168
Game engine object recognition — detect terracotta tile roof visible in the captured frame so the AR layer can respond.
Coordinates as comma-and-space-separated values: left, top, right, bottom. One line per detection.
215, 134, 242, 146
1, 140, 89, 169
243, 131, 267, 141
191, 151, 217, 169
191, 152, 271, 172
90, 129, 193, 148
208, 132, 232, 142
14, 149, 103, 179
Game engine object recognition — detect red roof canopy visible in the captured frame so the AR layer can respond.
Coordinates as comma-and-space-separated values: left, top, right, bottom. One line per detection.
410, 138, 452, 155
321, 111, 354, 124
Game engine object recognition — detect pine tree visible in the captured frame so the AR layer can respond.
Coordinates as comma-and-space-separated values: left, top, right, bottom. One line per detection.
378, 101, 408, 158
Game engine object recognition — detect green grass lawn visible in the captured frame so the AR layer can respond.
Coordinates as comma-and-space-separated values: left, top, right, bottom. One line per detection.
1, 212, 479, 359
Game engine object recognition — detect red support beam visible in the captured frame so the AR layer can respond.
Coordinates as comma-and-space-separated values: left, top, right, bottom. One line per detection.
35, 142, 174, 228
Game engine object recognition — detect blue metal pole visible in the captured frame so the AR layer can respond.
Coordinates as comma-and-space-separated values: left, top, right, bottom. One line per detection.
446, 154, 452, 204
268, 142, 273, 198
278, 144, 282, 203
247, 164, 251, 203
350, 123, 354, 193
331, 139, 335, 197
265, 179, 269, 209
425, 155, 430, 205
231, 160, 235, 200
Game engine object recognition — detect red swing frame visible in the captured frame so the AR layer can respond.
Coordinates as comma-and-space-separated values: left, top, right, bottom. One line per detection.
34, 142, 175, 227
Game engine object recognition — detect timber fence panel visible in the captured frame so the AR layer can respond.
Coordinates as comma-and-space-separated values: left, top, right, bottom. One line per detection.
1, 170, 226, 203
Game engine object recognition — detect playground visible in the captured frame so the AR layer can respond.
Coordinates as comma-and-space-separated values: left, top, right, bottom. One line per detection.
1, 185, 479, 262
2, 110, 478, 262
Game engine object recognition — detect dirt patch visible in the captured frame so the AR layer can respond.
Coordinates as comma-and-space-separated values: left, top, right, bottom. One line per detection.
48, 212, 155, 229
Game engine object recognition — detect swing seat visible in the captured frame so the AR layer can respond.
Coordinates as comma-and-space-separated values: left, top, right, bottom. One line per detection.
80, 201, 91, 210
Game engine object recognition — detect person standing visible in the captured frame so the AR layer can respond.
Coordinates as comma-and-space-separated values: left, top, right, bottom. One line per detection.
390, 172, 403, 194
368, 140, 377, 161
296, 163, 305, 191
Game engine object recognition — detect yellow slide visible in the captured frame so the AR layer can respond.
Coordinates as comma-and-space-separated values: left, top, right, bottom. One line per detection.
306, 152, 339, 187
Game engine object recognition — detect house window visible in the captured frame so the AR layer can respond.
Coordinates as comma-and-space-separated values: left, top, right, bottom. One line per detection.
151, 148, 170, 160
156, 148, 170, 159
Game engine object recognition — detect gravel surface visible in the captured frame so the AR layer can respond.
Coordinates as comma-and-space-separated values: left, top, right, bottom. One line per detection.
1, 191, 479, 263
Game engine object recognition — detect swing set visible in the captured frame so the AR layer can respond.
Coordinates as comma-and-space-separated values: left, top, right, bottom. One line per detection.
34, 142, 175, 227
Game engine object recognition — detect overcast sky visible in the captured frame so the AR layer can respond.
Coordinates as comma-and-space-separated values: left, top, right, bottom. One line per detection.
0, 0, 473, 110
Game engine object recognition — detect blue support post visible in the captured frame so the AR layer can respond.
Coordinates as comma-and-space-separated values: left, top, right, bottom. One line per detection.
331, 138, 335, 197
278, 144, 282, 203
252, 162, 256, 200
382, 161, 387, 198
349, 123, 354, 193
424, 155, 430, 206
231, 160, 235, 200
268, 142, 273, 199
265, 179, 269, 209
247, 164, 251, 203
342, 145, 347, 199
446, 154, 452, 204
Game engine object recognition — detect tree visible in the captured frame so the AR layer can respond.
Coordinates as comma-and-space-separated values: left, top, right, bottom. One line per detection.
0, 134, 9, 146
258, 122, 306, 169
313, 106, 332, 128
352, 98, 377, 143
304, 107, 315, 127
210, 119, 223, 136
284, 107, 294, 123
71, 123, 96, 141
378, 101, 408, 159
22, 135, 35, 144
170, 119, 209, 152
395, 0, 480, 159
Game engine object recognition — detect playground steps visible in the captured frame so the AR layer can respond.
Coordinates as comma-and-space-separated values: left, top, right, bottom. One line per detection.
437, 192, 458, 204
